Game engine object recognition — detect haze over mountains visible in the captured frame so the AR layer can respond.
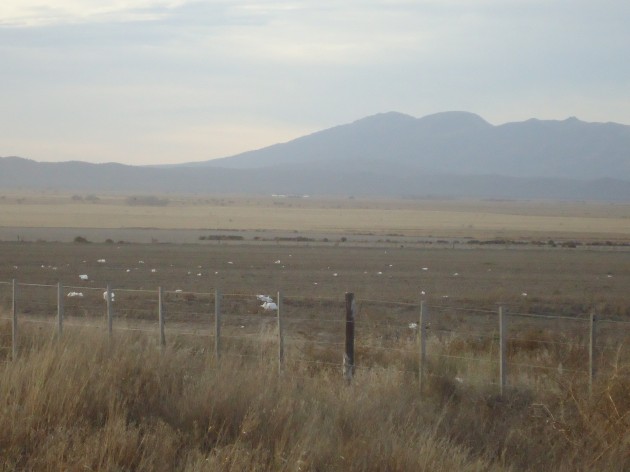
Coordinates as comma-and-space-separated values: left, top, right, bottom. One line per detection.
2, 111, 630, 200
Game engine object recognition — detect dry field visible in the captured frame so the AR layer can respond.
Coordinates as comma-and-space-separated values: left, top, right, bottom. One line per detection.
1, 240, 629, 315
0, 311, 629, 470
1, 193, 630, 470
0, 192, 629, 242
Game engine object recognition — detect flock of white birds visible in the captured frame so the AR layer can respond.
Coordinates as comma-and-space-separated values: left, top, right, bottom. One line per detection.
67, 257, 441, 309
256, 294, 278, 311
57, 255, 543, 310
67, 258, 284, 310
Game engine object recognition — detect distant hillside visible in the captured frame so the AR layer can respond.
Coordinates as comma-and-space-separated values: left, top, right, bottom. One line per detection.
2, 156, 630, 201
2, 111, 630, 201
191, 111, 630, 181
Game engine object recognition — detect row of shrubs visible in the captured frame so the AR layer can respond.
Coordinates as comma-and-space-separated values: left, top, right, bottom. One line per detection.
74, 237, 126, 244
466, 239, 630, 248
198, 235, 244, 241
72, 235, 629, 248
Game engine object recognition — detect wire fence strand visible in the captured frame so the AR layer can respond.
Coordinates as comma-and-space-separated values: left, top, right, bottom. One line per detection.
2, 278, 630, 390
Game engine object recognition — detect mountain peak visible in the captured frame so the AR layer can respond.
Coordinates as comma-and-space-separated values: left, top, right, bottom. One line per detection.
1, 156, 34, 163
417, 111, 492, 131
351, 111, 416, 127
3, 111, 630, 200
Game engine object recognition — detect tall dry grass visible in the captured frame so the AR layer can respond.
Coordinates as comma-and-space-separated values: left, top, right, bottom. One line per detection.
0, 319, 629, 471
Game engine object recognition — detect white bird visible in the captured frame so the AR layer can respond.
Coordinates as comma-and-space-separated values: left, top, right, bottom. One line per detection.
103, 291, 115, 302
67, 291, 83, 298
261, 301, 278, 311
79, 274, 88, 280
257, 294, 273, 303
97, 259, 106, 263
408, 322, 418, 330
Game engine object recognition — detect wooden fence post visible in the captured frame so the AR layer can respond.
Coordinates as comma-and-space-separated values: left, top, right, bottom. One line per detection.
215, 288, 222, 361
419, 300, 429, 393
158, 286, 166, 348
589, 312, 597, 395
107, 284, 113, 339
12, 279, 17, 360
277, 290, 284, 372
343, 292, 356, 382
499, 306, 507, 396
57, 282, 64, 338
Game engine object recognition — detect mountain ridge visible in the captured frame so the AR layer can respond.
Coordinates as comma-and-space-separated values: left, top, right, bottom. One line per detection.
191, 111, 630, 181
2, 111, 630, 201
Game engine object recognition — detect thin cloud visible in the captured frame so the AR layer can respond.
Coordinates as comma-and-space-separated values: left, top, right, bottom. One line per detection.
1, 0, 629, 164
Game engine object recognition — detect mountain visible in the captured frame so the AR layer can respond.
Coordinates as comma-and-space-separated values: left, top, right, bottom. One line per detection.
2, 111, 630, 200
189, 111, 630, 181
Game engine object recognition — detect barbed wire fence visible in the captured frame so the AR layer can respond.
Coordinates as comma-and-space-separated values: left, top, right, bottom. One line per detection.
1, 278, 629, 395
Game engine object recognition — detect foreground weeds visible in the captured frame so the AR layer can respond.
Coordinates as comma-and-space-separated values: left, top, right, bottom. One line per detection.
0, 323, 629, 471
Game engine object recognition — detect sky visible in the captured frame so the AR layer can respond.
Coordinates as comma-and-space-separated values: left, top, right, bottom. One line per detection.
1, 0, 629, 166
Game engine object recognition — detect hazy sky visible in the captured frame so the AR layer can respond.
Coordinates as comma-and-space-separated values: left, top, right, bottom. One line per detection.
2, 1, 629, 165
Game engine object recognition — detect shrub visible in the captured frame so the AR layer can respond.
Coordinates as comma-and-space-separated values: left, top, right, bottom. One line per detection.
125, 195, 169, 206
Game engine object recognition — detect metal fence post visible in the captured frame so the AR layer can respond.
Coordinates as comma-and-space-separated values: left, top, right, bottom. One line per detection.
589, 312, 597, 395
499, 306, 507, 396
277, 290, 284, 372
57, 282, 64, 338
12, 279, 18, 360
343, 292, 356, 382
419, 300, 429, 393
215, 288, 222, 361
158, 286, 166, 348
107, 284, 113, 339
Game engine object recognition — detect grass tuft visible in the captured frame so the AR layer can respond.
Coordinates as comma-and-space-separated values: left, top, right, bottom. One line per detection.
0, 319, 629, 471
